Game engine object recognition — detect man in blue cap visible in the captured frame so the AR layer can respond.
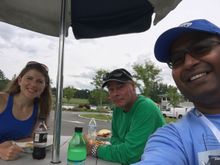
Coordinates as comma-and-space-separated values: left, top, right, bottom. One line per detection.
86, 68, 165, 165
133, 19, 220, 165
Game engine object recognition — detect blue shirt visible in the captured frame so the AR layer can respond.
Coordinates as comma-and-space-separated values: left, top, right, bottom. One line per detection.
0, 95, 38, 143
132, 108, 220, 165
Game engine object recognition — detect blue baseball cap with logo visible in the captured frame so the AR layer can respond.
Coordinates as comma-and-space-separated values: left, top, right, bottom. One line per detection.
154, 19, 220, 63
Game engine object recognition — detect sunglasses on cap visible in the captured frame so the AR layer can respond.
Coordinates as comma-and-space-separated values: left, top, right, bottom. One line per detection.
103, 69, 132, 81
168, 39, 220, 69
26, 61, 49, 72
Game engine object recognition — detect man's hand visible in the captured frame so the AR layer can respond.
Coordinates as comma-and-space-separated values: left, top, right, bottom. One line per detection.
84, 134, 94, 155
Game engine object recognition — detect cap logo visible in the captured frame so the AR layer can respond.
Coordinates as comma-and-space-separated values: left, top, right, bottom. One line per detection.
179, 22, 192, 28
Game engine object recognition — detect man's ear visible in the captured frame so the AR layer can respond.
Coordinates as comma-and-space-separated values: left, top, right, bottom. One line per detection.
130, 81, 136, 90
131, 81, 136, 87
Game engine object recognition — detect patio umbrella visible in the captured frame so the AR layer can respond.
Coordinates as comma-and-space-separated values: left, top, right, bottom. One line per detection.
0, 0, 181, 163
0, 0, 181, 39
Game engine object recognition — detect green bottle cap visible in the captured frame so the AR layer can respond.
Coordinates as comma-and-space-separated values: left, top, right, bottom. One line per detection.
75, 127, 83, 132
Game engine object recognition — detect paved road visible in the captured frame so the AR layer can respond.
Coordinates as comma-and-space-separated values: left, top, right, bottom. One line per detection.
48, 111, 111, 136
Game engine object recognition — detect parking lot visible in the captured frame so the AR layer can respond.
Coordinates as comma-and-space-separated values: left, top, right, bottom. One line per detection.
48, 111, 111, 136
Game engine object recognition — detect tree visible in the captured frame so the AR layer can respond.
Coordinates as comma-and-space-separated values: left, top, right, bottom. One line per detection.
0, 69, 5, 80
90, 69, 108, 106
63, 86, 76, 102
149, 82, 168, 103
166, 85, 183, 107
88, 89, 109, 105
0, 69, 9, 91
74, 89, 90, 99
91, 69, 108, 89
133, 60, 161, 99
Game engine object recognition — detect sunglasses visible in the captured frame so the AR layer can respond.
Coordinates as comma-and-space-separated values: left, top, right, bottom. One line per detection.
168, 39, 220, 69
26, 61, 49, 72
103, 70, 132, 81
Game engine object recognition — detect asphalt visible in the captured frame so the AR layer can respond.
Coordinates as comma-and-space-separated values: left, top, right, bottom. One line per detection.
48, 111, 111, 136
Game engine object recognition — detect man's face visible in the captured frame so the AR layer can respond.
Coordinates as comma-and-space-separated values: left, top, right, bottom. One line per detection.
107, 81, 136, 108
170, 33, 220, 104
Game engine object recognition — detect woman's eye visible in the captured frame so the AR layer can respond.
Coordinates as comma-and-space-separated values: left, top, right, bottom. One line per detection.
37, 80, 45, 84
26, 77, 33, 80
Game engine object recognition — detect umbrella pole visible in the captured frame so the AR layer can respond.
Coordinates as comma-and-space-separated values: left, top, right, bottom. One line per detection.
51, 0, 67, 163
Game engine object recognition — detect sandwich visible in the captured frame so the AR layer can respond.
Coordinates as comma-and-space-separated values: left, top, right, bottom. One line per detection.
97, 129, 111, 138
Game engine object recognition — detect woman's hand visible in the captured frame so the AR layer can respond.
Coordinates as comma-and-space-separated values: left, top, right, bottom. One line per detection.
0, 141, 24, 160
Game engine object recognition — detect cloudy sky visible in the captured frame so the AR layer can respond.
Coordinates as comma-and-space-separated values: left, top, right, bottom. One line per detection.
0, 0, 219, 90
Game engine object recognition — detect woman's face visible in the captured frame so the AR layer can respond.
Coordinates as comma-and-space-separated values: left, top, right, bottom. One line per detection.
18, 69, 47, 99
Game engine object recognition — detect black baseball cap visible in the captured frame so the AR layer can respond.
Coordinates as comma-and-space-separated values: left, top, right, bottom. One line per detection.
102, 68, 133, 88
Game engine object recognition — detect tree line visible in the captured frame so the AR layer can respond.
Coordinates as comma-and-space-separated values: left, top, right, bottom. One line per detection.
0, 69, 10, 91
88, 60, 184, 107
0, 60, 184, 107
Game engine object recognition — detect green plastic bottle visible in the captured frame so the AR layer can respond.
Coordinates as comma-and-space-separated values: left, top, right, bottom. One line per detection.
67, 127, 87, 165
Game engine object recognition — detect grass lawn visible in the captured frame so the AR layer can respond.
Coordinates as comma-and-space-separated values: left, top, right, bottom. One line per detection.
165, 117, 177, 123
63, 98, 89, 105
52, 97, 89, 105
81, 114, 112, 121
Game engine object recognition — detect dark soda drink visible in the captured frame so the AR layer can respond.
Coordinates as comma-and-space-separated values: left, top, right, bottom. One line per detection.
32, 119, 48, 160
32, 147, 46, 159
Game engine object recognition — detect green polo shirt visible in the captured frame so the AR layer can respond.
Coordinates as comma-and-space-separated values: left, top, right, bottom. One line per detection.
97, 95, 165, 165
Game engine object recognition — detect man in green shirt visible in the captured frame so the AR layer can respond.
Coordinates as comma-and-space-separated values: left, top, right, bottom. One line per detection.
87, 68, 165, 165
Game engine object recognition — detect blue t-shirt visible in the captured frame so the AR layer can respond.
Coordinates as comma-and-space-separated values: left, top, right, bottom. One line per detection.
0, 95, 38, 143
132, 108, 220, 165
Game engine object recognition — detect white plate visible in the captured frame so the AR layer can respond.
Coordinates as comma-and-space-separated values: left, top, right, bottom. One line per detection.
15, 141, 33, 148
14, 136, 53, 153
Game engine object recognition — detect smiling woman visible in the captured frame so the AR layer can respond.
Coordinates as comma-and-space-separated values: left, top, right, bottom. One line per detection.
0, 61, 52, 161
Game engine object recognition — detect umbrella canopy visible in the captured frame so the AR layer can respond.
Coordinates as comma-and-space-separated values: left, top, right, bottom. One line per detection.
0, 0, 153, 38
0, 0, 181, 163
0, 0, 70, 37
0, 0, 181, 39
71, 0, 153, 39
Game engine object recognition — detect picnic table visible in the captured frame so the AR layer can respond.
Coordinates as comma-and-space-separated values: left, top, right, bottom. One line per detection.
0, 135, 119, 165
